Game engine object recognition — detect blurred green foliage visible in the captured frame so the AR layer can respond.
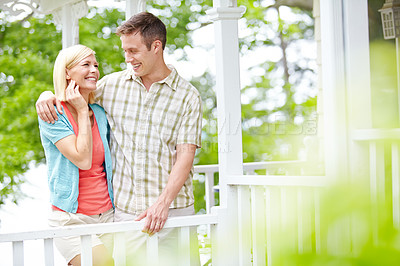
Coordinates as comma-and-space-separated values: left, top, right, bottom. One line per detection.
276, 180, 400, 265
0, 1, 317, 210
370, 41, 398, 128
0, 14, 59, 205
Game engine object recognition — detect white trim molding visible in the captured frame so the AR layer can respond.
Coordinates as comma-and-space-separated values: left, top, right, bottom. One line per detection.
0, 0, 41, 16
207, 7, 246, 21
52, 0, 88, 48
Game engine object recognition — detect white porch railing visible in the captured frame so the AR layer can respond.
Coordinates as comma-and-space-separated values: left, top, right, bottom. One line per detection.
353, 129, 400, 236
226, 175, 326, 265
1, 162, 326, 266
0, 214, 218, 266
195, 161, 322, 214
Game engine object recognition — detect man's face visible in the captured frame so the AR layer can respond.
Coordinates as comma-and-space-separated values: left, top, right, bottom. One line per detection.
121, 32, 156, 78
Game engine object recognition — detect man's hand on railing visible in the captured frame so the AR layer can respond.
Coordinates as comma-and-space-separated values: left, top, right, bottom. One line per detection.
135, 200, 169, 236
36, 91, 62, 123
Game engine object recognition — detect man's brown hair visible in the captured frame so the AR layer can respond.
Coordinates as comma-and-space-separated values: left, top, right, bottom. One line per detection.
116, 12, 167, 50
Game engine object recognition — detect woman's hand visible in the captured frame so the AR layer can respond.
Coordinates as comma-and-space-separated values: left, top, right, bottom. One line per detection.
54, 80, 93, 170
65, 80, 88, 113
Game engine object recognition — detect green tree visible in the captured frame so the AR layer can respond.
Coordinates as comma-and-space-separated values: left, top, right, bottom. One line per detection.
0, 14, 60, 205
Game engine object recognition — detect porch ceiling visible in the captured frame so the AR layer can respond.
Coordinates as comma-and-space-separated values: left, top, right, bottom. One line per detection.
0, 0, 123, 16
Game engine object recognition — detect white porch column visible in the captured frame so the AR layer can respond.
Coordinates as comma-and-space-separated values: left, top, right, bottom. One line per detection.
207, 1, 245, 264
320, 0, 349, 181
320, 1, 372, 179
342, 0, 371, 179
125, 0, 146, 19
342, 0, 373, 251
207, 0, 245, 207
52, 0, 88, 48
320, 0, 349, 255
320, 0, 372, 254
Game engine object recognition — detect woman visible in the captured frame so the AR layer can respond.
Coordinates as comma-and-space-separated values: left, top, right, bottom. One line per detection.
38, 44, 114, 266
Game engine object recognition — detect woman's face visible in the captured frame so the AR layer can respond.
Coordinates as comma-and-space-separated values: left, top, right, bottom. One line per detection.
66, 54, 99, 92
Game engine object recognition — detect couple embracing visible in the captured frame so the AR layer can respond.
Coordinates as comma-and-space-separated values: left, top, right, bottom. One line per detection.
37, 11, 202, 266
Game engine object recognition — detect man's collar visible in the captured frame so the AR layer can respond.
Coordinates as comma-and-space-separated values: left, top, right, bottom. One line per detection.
125, 67, 135, 81
124, 65, 178, 91
159, 65, 178, 91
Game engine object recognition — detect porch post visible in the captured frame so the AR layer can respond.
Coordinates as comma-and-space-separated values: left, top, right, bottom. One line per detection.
207, 0, 245, 264
319, 0, 350, 255
342, 0, 373, 251
320, 0, 372, 254
342, 0, 371, 178
52, 1, 88, 48
125, 0, 146, 20
320, 0, 371, 181
320, 0, 349, 182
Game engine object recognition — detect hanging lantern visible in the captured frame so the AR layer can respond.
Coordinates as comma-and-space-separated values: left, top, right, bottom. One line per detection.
379, 0, 400, 39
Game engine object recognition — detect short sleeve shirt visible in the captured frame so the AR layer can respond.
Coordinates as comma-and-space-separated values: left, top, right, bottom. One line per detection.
94, 65, 202, 215
38, 104, 114, 213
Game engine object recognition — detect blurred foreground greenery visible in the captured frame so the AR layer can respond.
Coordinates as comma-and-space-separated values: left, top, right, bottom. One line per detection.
278, 180, 400, 265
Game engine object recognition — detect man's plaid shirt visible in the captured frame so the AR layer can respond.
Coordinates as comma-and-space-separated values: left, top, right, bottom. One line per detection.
94, 66, 202, 215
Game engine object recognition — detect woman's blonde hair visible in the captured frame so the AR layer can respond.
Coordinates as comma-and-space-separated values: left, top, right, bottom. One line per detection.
53, 44, 96, 103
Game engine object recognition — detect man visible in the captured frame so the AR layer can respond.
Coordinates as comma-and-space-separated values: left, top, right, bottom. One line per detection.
36, 12, 202, 265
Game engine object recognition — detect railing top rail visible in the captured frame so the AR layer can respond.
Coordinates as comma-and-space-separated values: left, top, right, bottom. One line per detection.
194, 164, 219, 172
353, 128, 400, 141
241, 160, 309, 170
0, 214, 218, 243
194, 160, 308, 173
227, 175, 328, 187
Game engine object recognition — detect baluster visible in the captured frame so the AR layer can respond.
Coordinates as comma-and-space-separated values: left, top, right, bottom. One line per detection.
285, 166, 294, 176
210, 216, 220, 266
266, 187, 281, 264
147, 234, 158, 265
297, 188, 312, 253
80, 235, 92, 266
43, 238, 54, 266
238, 185, 251, 265
252, 185, 266, 266
246, 170, 256, 175
267, 166, 278, 176
392, 142, 400, 229
205, 172, 215, 213
114, 232, 126, 266
205, 171, 216, 239
314, 189, 322, 254
297, 188, 305, 253
13, 241, 24, 266
369, 141, 385, 244
265, 186, 272, 266
178, 227, 191, 266
281, 187, 297, 254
